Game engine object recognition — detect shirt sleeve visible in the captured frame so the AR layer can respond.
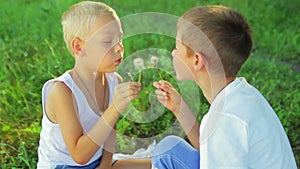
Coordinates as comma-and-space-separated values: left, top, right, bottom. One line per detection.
200, 113, 249, 169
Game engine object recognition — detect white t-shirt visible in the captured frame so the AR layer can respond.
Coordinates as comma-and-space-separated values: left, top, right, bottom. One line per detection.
199, 77, 297, 169
37, 71, 118, 168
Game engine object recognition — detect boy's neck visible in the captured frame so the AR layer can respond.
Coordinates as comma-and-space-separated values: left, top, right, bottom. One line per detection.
196, 73, 235, 104
72, 66, 105, 86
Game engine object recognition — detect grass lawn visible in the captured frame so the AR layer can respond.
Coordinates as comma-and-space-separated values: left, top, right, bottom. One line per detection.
0, 0, 299, 168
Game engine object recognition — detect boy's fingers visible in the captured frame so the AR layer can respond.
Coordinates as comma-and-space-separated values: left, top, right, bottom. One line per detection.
158, 81, 175, 92
129, 85, 141, 92
131, 82, 141, 87
129, 89, 140, 96
117, 82, 141, 92
153, 81, 177, 97
155, 89, 167, 96
153, 81, 171, 91
153, 81, 161, 89
157, 83, 174, 94
158, 80, 172, 88
119, 88, 140, 98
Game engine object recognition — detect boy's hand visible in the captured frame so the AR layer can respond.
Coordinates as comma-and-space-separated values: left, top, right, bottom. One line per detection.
112, 82, 141, 114
153, 80, 182, 115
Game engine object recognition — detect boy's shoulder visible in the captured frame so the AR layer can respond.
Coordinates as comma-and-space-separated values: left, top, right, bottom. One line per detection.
220, 77, 274, 122
42, 71, 73, 96
50, 81, 72, 95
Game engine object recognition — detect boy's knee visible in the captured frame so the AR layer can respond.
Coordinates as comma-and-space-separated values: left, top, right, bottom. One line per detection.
153, 135, 185, 156
159, 135, 184, 145
152, 136, 200, 169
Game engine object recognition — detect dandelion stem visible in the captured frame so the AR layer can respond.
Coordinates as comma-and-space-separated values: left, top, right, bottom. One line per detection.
138, 70, 142, 83
127, 72, 134, 82
155, 67, 163, 80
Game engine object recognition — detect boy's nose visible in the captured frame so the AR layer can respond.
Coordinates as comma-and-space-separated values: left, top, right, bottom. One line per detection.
115, 42, 124, 53
171, 49, 176, 57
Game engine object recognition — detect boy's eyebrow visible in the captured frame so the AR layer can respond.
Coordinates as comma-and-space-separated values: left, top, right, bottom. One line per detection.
101, 31, 123, 37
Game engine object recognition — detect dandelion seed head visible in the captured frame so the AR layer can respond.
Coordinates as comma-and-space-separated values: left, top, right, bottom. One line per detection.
150, 55, 159, 65
133, 58, 145, 70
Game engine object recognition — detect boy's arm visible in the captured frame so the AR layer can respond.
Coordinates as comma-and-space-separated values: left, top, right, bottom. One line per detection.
95, 73, 123, 169
47, 78, 140, 164
96, 127, 116, 169
175, 101, 200, 150
96, 149, 112, 169
153, 80, 199, 150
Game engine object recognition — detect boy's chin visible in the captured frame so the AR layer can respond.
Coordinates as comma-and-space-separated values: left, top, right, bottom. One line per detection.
100, 67, 118, 73
175, 74, 185, 81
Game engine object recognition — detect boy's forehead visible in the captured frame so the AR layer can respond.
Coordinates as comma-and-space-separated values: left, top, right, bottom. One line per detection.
175, 30, 183, 41
90, 16, 122, 35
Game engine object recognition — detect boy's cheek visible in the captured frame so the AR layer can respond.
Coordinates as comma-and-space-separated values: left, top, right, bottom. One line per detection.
172, 57, 181, 71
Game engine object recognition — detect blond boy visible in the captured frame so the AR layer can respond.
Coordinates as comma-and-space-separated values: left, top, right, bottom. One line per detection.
37, 1, 141, 168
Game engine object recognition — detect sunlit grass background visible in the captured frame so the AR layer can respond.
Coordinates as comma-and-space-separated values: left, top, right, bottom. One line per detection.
0, 0, 299, 168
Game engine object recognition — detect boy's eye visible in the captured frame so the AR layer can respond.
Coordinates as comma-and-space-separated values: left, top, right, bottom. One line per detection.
103, 40, 112, 43
102, 36, 122, 44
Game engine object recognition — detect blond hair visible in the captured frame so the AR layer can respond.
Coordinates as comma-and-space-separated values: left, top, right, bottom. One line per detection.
178, 5, 252, 77
62, 1, 117, 54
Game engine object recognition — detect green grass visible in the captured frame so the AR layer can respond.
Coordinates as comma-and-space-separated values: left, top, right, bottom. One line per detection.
0, 0, 299, 168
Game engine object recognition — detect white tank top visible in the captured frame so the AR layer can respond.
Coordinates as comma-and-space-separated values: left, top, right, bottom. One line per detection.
37, 71, 118, 168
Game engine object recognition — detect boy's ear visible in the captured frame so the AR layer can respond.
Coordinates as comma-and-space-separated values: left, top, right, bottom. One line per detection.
71, 38, 84, 55
194, 52, 207, 71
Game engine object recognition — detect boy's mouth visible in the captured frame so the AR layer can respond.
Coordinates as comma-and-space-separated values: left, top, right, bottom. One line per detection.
115, 58, 123, 64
